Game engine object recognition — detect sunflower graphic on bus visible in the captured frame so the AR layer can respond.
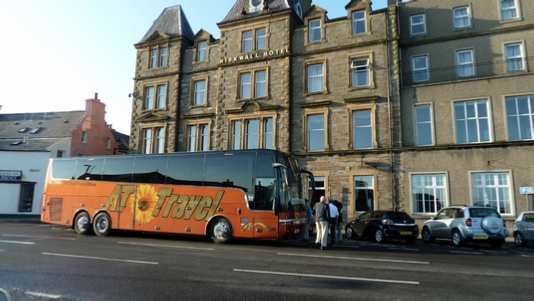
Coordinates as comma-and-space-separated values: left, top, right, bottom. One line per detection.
129, 184, 157, 224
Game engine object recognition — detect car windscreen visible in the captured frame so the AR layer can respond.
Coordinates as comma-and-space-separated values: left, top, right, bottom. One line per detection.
384, 212, 412, 220
469, 208, 500, 218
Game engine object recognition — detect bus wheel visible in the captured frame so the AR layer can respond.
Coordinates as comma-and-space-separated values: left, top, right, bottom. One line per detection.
74, 212, 92, 235
93, 212, 111, 237
210, 218, 232, 244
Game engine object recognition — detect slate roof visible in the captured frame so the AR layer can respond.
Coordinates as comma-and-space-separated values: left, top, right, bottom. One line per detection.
219, 0, 298, 24
111, 128, 130, 153
0, 111, 86, 151
137, 5, 195, 44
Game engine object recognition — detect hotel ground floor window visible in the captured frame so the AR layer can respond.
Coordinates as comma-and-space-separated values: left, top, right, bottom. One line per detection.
471, 172, 512, 214
309, 176, 325, 207
412, 174, 447, 214
354, 176, 374, 212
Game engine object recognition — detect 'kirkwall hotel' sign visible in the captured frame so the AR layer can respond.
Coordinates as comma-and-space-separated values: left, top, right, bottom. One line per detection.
220, 47, 290, 64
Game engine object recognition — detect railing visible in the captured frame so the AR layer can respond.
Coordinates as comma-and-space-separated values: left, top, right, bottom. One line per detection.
402, 56, 534, 87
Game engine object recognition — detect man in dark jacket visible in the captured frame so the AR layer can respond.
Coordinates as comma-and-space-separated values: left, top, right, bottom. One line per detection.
332, 196, 343, 243
313, 196, 330, 250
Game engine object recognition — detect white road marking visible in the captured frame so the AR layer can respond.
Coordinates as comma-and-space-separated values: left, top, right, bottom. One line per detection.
278, 253, 429, 265
0, 240, 35, 245
3, 234, 76, 240
450, 251, 483, 255
233, 269, 419, 285
521, 254, 534, 258
42, 252, 159, 265
388, 247, 419, 251
118, 241, 214, 251
25, 291, 62, 299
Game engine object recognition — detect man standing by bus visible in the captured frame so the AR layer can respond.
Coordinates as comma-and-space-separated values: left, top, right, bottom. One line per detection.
313, 196, 330, 250
328, 198, 339, 246
303, 199, 312, 241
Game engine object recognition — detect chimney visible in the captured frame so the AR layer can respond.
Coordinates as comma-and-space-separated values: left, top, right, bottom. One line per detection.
85, 92, 106, 121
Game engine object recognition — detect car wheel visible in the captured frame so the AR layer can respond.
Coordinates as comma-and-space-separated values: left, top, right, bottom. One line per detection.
375, 229, 385, 243
92, 212, 111, 237
422, 227, 435, 243
452, 230, 464, 247
514, 232, 527, 247
481, 216, 502, 235
345, 226, 355, 240
489, 239, 504, 249
210, 217, 232, 244
74, 212, 92, 235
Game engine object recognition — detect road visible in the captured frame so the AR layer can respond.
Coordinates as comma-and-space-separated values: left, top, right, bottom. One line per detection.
1, 220, 533, 301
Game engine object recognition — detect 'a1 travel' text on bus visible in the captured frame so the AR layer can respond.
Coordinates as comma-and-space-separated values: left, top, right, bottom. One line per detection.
40, 149, 315, 243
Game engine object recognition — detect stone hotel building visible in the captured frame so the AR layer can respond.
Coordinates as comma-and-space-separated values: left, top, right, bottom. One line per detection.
129, 0, 534, 227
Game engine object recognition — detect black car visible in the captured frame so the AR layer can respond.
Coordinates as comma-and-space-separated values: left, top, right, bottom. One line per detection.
345, 210, 419, 243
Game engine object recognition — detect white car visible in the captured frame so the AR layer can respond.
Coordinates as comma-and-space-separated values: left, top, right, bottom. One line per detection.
512, 211, 534, 247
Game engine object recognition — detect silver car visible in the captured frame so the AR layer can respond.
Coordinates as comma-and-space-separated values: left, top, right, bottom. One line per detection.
512, 211, 534, 247
422, 206, 509, 248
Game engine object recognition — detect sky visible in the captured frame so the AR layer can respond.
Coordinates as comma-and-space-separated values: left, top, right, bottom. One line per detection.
0, 0, 388, 134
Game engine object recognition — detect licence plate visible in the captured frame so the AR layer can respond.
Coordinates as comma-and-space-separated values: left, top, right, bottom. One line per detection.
400, 231, 412, 235
474, 235, 488, 239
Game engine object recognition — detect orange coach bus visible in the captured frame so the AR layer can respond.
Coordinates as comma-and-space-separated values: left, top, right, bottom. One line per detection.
40, 149, 315, 243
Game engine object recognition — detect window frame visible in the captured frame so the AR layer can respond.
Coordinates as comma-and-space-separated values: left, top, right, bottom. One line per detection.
308, 18, 322, 43
504, 42, 525, 72
148, 46, 168, 69
351, 10, 367, 35
499, 0, 520, 21
140, 126, 165, 154
411, 173, 448, 215
303, 107, 329, 152
186, 120, 211, 152
456, 48, 475, 78
350, 55, 372, 89
237, 68, 268, 100
239, 27, 268, 53
414, 104, 434, 146
470, 172, 513, 215
352, 175, 376, 213
305, 59, 327, 95
197, 41, 207, 62
410, 13, 427, 36
505, 94, 534, 141
144, 83, 168, 110
190, 76, 209, 107
228, 115, 276, 150
81, 132, 88, 144
348, 105, 376, 150
454, 99, 492, 144
452, 5, 471, 29
412, 55, 429, 83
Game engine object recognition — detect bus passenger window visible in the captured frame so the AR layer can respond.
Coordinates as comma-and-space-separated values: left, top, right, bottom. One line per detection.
74, 158, 104, 181
102, 157, 134, 182
166, 154, 204, 185
52, 160, 77, 180
133, 156, 168, 184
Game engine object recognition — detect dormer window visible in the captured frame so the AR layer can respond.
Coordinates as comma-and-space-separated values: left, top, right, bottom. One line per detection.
197, 41, 207, 61
30, 127, 41, 134
18, 127, 28, 133
309, 19, 322, 42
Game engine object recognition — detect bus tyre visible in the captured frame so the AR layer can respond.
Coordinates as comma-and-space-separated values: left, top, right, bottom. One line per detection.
93, 212, 111, 237
210, 218, 232, 244
74, 212, 92, 235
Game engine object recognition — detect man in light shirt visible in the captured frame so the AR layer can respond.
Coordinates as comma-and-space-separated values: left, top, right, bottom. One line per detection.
327, 198, 339, 246
313, 196, 330, 250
